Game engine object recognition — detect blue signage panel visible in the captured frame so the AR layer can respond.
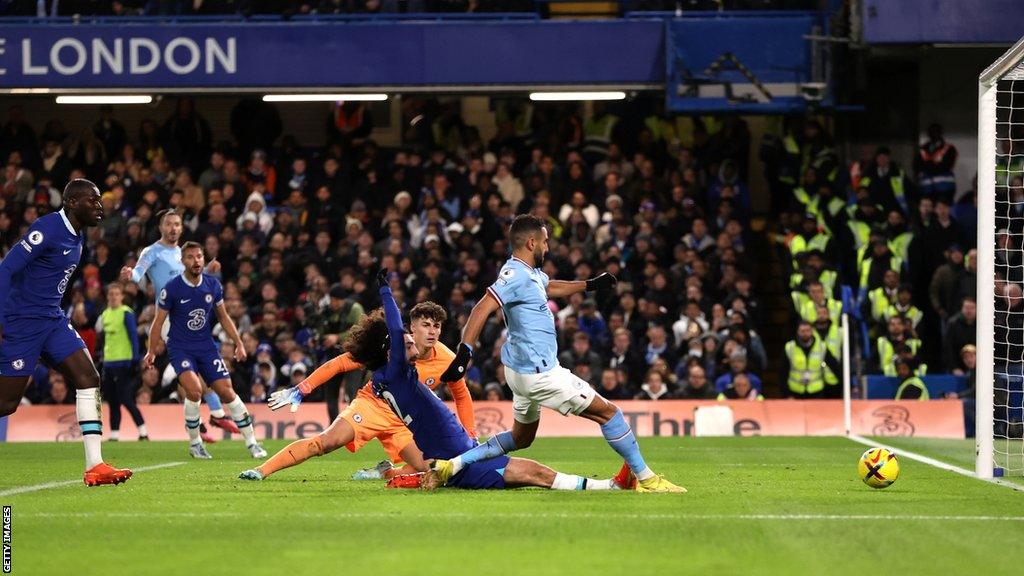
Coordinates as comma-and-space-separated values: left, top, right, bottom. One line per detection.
665, 15, 816, 113
0, 20, 664, 88
863, 0, 1024, 44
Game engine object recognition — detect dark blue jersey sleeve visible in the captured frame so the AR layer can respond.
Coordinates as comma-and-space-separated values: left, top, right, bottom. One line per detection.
380, 285, 409, 383
124, 310, 139, 361
0, 226, 44, 320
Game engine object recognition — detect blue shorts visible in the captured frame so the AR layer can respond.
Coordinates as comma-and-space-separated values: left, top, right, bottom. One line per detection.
168, 347, 229, 384
446, 455, 510, 490
0, 316, 85, 376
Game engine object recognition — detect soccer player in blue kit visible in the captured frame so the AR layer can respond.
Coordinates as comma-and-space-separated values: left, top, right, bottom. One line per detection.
0, 179, 133, 486
335, 269, 619, 491
120, 209, 238, 440
428, 214, 685, 492
143, 242, 266, 459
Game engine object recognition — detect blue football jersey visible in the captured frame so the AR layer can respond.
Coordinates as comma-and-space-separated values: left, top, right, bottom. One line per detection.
487, 256, 558, 374
0, 210, 84, 321
372, 286, 476, 461
158, 273, 223, 352
132, 241, 183, 296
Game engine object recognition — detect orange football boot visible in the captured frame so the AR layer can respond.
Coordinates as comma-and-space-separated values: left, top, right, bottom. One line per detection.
386, 473, 425, 489
612, 461, 637, 490
84, 463, 133, 487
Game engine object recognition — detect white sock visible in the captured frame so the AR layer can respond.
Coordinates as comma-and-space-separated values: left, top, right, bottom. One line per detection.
226, 396, 257, 446
636, 467, 655, 481
551, 473, 588, 491
109, 430, 120, 441
76, 387, 104, 469
185, 399, 202, 446
210, 408, 226, 418
137, 424, 148, 437
586, 478, 615, 490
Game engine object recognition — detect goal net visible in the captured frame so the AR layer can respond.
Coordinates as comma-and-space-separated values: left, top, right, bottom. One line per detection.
978, 37, 1024, 478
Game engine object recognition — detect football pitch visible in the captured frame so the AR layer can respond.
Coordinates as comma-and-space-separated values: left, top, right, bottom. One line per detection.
2, 436, 1023, 576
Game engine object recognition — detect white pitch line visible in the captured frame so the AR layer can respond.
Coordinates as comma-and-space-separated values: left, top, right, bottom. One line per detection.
847, 434, 1024, 492
0, 461, 186, 497
19, 511, 1024, 522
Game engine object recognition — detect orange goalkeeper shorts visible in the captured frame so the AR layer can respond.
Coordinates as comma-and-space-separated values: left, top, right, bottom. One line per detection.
338, 385, 414, 463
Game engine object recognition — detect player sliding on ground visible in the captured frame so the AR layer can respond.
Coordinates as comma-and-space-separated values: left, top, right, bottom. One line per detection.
120, 209, 238, 443
0, 179, 132, 486
426, 214, 685, 493
143, 241, 266, 460
246, 271, 620, 491
240, 300, 477, 481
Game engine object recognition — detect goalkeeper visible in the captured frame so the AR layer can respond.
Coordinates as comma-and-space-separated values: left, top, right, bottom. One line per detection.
243, 270, 623, 491
240, 296, 475, 481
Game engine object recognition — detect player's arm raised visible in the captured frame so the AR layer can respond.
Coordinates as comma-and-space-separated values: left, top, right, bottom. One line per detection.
378, 269, 408, 378
546, 272, 617, 299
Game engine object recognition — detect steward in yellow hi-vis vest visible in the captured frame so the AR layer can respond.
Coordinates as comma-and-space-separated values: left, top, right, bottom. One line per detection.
783, 321, 841, 398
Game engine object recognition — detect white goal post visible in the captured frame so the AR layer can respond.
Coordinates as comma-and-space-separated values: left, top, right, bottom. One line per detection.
977, 37, 1024, 478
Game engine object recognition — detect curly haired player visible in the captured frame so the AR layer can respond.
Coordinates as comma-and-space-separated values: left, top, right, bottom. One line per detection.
240, 299, 476, 481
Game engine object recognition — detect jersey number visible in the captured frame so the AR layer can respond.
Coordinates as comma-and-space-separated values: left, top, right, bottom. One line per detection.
381, 391, 413, 425
213, 359, 228, 376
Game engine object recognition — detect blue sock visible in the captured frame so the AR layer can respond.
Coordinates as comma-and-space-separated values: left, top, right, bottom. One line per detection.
452, 431, 517, 471
601, 409, 650, 478
203, 391, 224, 416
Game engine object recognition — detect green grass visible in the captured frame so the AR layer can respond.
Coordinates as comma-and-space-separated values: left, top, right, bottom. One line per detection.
2, 437, 1024, 575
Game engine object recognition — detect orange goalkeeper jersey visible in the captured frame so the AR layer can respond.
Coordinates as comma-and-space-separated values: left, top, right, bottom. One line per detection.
297, 343, 477, 437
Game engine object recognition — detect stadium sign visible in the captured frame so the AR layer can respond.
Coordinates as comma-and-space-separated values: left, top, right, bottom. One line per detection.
6, 36, 236, 77
0, 21, 664, 89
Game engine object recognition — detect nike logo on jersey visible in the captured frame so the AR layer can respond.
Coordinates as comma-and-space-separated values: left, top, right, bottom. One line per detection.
180, 299, 191, 303
62, 249, 72, 255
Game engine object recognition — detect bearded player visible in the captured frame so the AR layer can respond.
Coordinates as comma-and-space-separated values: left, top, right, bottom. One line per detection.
143, 242, 266, 459
0, 179, 132, 486
238, 298, 476, 481
246, 270, 619, 491
427, 214, 684, 493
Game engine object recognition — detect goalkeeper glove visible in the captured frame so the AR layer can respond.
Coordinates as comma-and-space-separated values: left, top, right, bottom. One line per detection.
268, 386, 304, 413
440, 342, 473, 383
586, 272, 617, 293
376, 267, 390, 289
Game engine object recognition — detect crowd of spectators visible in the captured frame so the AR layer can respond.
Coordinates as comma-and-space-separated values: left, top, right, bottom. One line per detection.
770, 118, 979, 399
0, 96, 773, 406
0, 92, 982, 410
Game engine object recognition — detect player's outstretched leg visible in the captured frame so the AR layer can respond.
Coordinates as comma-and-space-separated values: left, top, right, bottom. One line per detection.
428, 420, 534, 487
239, 417, 354, 480
57, 351, 133, 486
583, 396, 685, 493
504, 457, 619, 490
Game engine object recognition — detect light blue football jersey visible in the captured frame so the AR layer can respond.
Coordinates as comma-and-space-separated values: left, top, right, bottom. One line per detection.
486, 256, 558, 374
131, 241, 183, 296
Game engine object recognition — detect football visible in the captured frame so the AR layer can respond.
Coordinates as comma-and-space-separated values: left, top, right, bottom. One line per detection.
858, 448, 901, 489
